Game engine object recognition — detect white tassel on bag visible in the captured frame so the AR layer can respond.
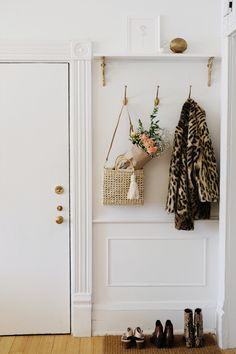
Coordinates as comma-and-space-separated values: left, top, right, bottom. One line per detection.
127, 173, 140, 200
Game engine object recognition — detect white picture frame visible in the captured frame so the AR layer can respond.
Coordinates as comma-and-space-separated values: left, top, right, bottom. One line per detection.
126, 16, 161, 54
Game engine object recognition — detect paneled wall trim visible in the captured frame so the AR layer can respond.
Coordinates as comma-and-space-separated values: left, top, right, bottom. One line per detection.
106, 237, 207, 287
0, 40, 92, 337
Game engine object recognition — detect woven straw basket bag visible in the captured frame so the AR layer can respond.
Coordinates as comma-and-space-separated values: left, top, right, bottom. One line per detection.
102, 104, 144, 206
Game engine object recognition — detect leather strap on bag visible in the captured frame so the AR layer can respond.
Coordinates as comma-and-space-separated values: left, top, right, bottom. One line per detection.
104, 104, 134, 166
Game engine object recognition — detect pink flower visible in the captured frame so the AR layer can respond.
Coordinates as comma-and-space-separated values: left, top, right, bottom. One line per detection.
141, 133, 148, 141
146, 138, 154, 146
147, 146, 158, 154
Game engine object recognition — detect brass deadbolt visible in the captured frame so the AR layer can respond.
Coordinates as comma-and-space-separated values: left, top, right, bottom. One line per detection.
56, 216, 64, 224
57, 205, 63, 211
55, 185, 64, 195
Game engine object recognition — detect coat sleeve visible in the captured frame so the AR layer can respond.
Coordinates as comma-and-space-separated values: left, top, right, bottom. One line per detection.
166, 126, 183, 213
195, 114, 219, 203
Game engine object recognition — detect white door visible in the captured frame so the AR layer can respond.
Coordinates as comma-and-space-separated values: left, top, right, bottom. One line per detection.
0, 63, 70, 335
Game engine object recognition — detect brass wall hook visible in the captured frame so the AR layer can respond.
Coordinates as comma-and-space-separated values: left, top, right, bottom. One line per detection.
207, 57, 214, 87
123, 85, 128, 105
101, 56, 106, 87
154, 85, 160, 106
188, 85, 192, 99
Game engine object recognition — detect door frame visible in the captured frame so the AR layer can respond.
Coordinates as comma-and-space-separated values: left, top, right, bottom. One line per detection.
218, 3, 236, 345
0, 40, 93, 337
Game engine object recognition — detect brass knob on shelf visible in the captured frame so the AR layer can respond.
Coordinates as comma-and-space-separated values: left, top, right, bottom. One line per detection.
170, 38, 188, 53
57, 205, 63, 211
56, 216, 64, 224
55, 185, 64, 195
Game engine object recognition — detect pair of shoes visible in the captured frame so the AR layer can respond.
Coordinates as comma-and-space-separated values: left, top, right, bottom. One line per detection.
184, 308, 203, 348
121, 327, 145, 349
150, 320, 174, 348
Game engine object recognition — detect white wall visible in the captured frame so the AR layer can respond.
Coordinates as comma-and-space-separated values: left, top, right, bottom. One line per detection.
0, 0, 221, 54
92, 56, 221, 333
0, 0, 222, 336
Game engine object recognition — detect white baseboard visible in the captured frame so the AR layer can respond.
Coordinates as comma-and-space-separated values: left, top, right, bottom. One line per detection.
216, 305, 226, 349
92, 329, 215, 336
72, 293, 92, 337
92, 301, 216, 336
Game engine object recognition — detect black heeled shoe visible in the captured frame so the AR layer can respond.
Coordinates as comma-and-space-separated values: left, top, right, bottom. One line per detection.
150, 320, 165, 348
164, 320, 174, 348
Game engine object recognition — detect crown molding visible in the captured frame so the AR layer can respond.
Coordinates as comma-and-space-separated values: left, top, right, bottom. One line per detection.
0, 40, 92, 61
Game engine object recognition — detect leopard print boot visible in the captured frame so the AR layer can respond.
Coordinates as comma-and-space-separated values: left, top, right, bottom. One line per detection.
194, 308, 203, 347
184, 308, 194, 348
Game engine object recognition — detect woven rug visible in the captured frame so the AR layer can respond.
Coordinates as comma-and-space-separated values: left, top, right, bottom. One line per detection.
104, 334, 221, 354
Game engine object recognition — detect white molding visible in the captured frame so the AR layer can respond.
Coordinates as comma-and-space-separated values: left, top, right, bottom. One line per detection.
93, 300, 216, 312
70, 49, 92, 336
93, 218, 219, 224
0, 40, 93, 336
216, 305, 226, 349
0, 40, 92, 61
218, 30, 236, 349
71, 41, 92, 60
106, 237, 207, 287
92, 301, 216, 336
72, 293, 92, 337
92, 329, 216, 336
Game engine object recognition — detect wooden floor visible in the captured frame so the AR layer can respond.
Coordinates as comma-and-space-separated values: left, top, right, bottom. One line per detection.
0, 335, 103, 354
0, 335, 235, 354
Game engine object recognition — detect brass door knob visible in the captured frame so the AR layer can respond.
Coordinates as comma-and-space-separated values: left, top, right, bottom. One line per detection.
55, 185, 64, 195
56, 216, 64, 224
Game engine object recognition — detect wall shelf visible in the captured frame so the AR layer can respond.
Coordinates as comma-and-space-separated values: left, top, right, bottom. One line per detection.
93, 52, 221, 87
93, 52, 221, 60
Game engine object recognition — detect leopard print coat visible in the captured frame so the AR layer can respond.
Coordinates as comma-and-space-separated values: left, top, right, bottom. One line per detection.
166, 99, 219, 230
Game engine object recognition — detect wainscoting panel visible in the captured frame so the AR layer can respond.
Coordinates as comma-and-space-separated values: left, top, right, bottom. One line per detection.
92, 222, 218, 334
107, 238, 206, 287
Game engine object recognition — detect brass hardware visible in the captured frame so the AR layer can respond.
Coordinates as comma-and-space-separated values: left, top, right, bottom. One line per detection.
57, 205, 63, 211
207, 57, 214, 87
170, 38, 188, 53
123, 85, 128, 105
154, 85, 160, 106
188, 85, 192, 99
101, 56, 106, 87
55, 185, 64, 195
56, 216, 64, 224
